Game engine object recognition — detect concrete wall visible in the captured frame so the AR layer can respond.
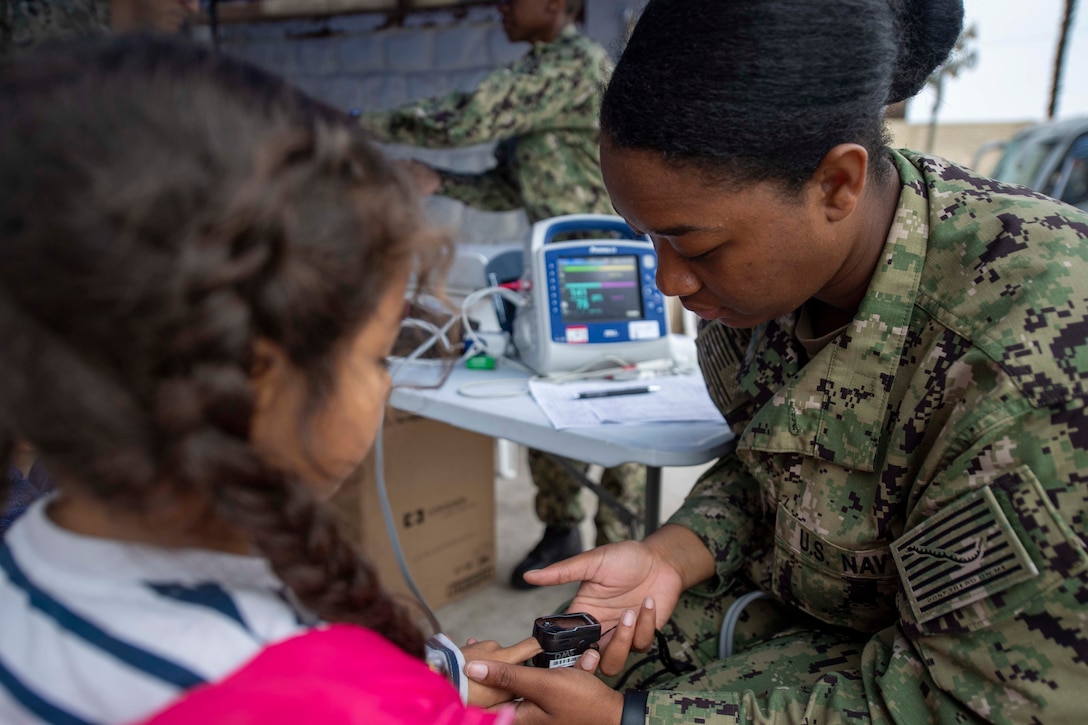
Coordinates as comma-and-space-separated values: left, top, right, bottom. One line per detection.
887, 119, 1033, 174
215, 2, 1030, 246
215, 0, 640, 246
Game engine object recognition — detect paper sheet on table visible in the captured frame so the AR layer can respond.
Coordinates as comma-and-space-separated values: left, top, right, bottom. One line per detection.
528, 374, 726, 429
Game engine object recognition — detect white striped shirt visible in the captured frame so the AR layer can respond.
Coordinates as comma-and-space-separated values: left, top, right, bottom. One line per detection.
0, 498, 311, 724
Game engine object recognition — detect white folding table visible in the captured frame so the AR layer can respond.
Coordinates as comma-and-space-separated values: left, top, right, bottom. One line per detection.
389, 362, 735, 536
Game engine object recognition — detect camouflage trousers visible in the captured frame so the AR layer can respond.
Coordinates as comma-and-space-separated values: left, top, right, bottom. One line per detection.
598, 577, 868, 721
527, 448, 645, 546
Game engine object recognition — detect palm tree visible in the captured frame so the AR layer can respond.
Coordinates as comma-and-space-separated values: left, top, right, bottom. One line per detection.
1048, 0, 1079, 118
924, 24, 978, 153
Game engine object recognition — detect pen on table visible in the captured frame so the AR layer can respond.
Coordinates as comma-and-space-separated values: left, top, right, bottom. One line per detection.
576, 385, 661, 400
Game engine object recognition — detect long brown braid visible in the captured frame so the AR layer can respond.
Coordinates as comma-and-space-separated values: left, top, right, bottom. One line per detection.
0, 36, 450, 657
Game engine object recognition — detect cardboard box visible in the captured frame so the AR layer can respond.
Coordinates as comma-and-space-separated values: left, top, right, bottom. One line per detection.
329, 415, 496, 611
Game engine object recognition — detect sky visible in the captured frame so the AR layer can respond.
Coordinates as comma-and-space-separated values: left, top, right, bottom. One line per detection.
906, 0, 1087, 124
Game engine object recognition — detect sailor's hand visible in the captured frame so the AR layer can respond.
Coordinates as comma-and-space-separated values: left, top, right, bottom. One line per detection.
464, 652, 623, 725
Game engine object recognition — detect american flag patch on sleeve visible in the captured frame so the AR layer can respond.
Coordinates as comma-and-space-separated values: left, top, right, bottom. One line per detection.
892, 486, 1039, 624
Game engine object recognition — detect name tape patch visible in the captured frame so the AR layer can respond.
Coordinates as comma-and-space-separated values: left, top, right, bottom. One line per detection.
776, 505, 895, 579
892, 486, 1038, 624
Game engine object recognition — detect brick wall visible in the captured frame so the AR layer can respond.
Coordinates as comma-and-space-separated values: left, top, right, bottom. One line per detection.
216, 1, 639, 245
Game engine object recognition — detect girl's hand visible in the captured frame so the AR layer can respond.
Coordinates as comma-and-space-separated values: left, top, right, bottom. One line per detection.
462, 636, 543, 709
464, 654, 623, 725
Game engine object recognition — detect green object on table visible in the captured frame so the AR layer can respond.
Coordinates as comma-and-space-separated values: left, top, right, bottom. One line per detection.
466, 355, 496, 370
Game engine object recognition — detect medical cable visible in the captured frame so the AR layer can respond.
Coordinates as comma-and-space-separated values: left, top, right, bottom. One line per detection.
372, 420, 442, 635
718, 590, 772, 659
374, 285, 529, 628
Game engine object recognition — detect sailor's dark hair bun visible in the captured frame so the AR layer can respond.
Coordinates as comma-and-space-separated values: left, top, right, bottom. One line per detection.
601, 0, 966, 189
888, 0, 966, 104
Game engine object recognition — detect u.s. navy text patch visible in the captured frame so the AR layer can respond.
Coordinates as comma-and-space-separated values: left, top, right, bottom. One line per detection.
892, 486, 1039, 624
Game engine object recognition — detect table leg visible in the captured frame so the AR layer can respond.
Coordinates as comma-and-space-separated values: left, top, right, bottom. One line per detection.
546, 454, 642, 539
544, 455, 665, 539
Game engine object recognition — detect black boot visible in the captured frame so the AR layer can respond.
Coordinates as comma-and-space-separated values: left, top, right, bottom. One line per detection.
509, 526, 582, 590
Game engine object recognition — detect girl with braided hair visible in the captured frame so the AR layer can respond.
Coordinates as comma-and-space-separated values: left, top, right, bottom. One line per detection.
0, 35, 533, 724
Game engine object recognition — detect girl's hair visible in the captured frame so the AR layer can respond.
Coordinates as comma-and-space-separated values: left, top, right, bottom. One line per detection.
0, 35, 449, 657
600, 0, 964, 191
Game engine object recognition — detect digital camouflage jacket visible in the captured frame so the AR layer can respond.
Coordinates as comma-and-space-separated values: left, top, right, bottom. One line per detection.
664, 149, 1088, 723
358, 24, 613, 223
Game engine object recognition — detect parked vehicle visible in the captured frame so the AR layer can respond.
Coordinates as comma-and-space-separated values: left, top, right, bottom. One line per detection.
975, 116, 1088, 211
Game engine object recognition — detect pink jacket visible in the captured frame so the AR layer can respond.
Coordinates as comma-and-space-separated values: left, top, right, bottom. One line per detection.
140, 625, 513, 725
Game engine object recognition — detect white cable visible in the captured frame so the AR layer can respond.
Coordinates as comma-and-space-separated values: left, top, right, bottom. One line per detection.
400, 318, 452, 352
386, 306, 462, 383
458, 285, 527, 360
456, 376, 531, 398
401, 314, 460, 364
391, 286, 527, 379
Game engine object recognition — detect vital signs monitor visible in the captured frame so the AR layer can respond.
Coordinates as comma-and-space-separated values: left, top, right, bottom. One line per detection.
513, 214, 671, 374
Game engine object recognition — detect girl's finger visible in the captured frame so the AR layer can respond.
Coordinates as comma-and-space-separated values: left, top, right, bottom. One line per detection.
504, 635, 545, 663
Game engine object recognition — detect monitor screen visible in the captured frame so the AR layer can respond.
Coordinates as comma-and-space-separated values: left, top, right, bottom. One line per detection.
557, 255, 643, 324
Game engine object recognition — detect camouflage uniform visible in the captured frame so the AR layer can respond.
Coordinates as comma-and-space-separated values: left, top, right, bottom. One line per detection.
361, 24, 644, 544
358, 24, 613, 224
1, 0, 111, 61
619, 149, 1088, 723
